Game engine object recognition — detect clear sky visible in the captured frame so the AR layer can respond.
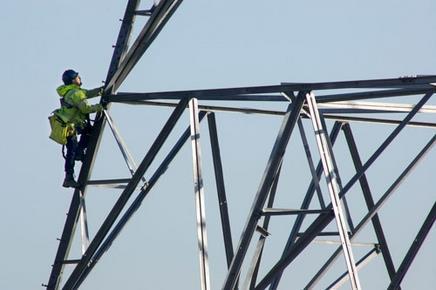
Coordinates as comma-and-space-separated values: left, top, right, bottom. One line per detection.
1, 1, 435, 289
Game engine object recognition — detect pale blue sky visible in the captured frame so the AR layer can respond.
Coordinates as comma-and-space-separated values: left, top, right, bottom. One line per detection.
1, 1, 435, 289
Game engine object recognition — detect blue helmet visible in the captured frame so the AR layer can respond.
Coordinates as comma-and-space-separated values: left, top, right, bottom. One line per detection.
62, 69, 79, 85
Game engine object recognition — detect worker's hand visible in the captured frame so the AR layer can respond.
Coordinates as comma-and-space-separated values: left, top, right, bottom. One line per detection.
92, 104, 104, 113
98, 86, 105, 96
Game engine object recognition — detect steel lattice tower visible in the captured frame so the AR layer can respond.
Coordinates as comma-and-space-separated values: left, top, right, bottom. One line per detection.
45, 1, 435, 289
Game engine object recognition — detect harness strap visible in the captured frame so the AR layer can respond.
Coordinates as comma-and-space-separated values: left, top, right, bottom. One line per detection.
60, 97, 74, 109
62, 144, 67, 159
60, 88, 76, 108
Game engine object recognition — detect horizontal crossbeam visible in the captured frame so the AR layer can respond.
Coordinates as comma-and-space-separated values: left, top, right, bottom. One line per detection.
106, 77, 436, 102
261, 208, 332, 216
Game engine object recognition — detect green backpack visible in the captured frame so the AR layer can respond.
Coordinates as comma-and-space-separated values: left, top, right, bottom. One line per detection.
48, 110, 75, 145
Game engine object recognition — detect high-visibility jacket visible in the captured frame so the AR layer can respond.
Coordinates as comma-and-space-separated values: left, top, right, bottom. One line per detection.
55, 84, 103, 128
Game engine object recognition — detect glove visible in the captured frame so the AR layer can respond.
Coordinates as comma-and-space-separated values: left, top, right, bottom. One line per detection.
92, 104, 104, 113
98, 86, 105, 96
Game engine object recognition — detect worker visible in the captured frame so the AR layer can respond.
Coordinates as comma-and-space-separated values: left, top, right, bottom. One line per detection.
56, 69, 104, 188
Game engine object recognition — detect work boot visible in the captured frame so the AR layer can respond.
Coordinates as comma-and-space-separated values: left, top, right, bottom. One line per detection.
63, 173, 80, 188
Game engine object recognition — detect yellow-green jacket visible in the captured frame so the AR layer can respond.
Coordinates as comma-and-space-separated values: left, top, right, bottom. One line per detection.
55, 84, 103, 128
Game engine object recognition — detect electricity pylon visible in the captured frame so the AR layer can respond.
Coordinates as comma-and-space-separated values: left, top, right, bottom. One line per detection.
45, 1, 436, 289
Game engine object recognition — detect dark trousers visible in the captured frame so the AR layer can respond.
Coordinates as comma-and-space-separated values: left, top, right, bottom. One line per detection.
64, 123, 92, 175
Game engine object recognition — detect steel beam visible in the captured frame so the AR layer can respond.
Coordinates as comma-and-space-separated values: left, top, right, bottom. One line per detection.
107, 77, 436, 102
78, 195, 90, 255
297, 116, 326, 209
222, 93, 305, 290
337, 92, 434, 200
47, 191, 81, 290
244, 163, 283, 290
326, 246, 380, 290
111, 100, 436, 128
317, 100, 436, 114
244, 237, 267, 290
261, 208, 331, 216
106, 0, 184, 91
342, 123, 397, 280
319, 115, 355, 232
103, 110, 138, 175
86, 178, 131, 186
189, 98, 211, 290
103, 110, 148, 187
104, 0, 141, 90
306, 92, 361, 290
316, 87, 436, 103
387, 202, 436, 290
320, 115, 436, 129
207, 113, 234, 268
